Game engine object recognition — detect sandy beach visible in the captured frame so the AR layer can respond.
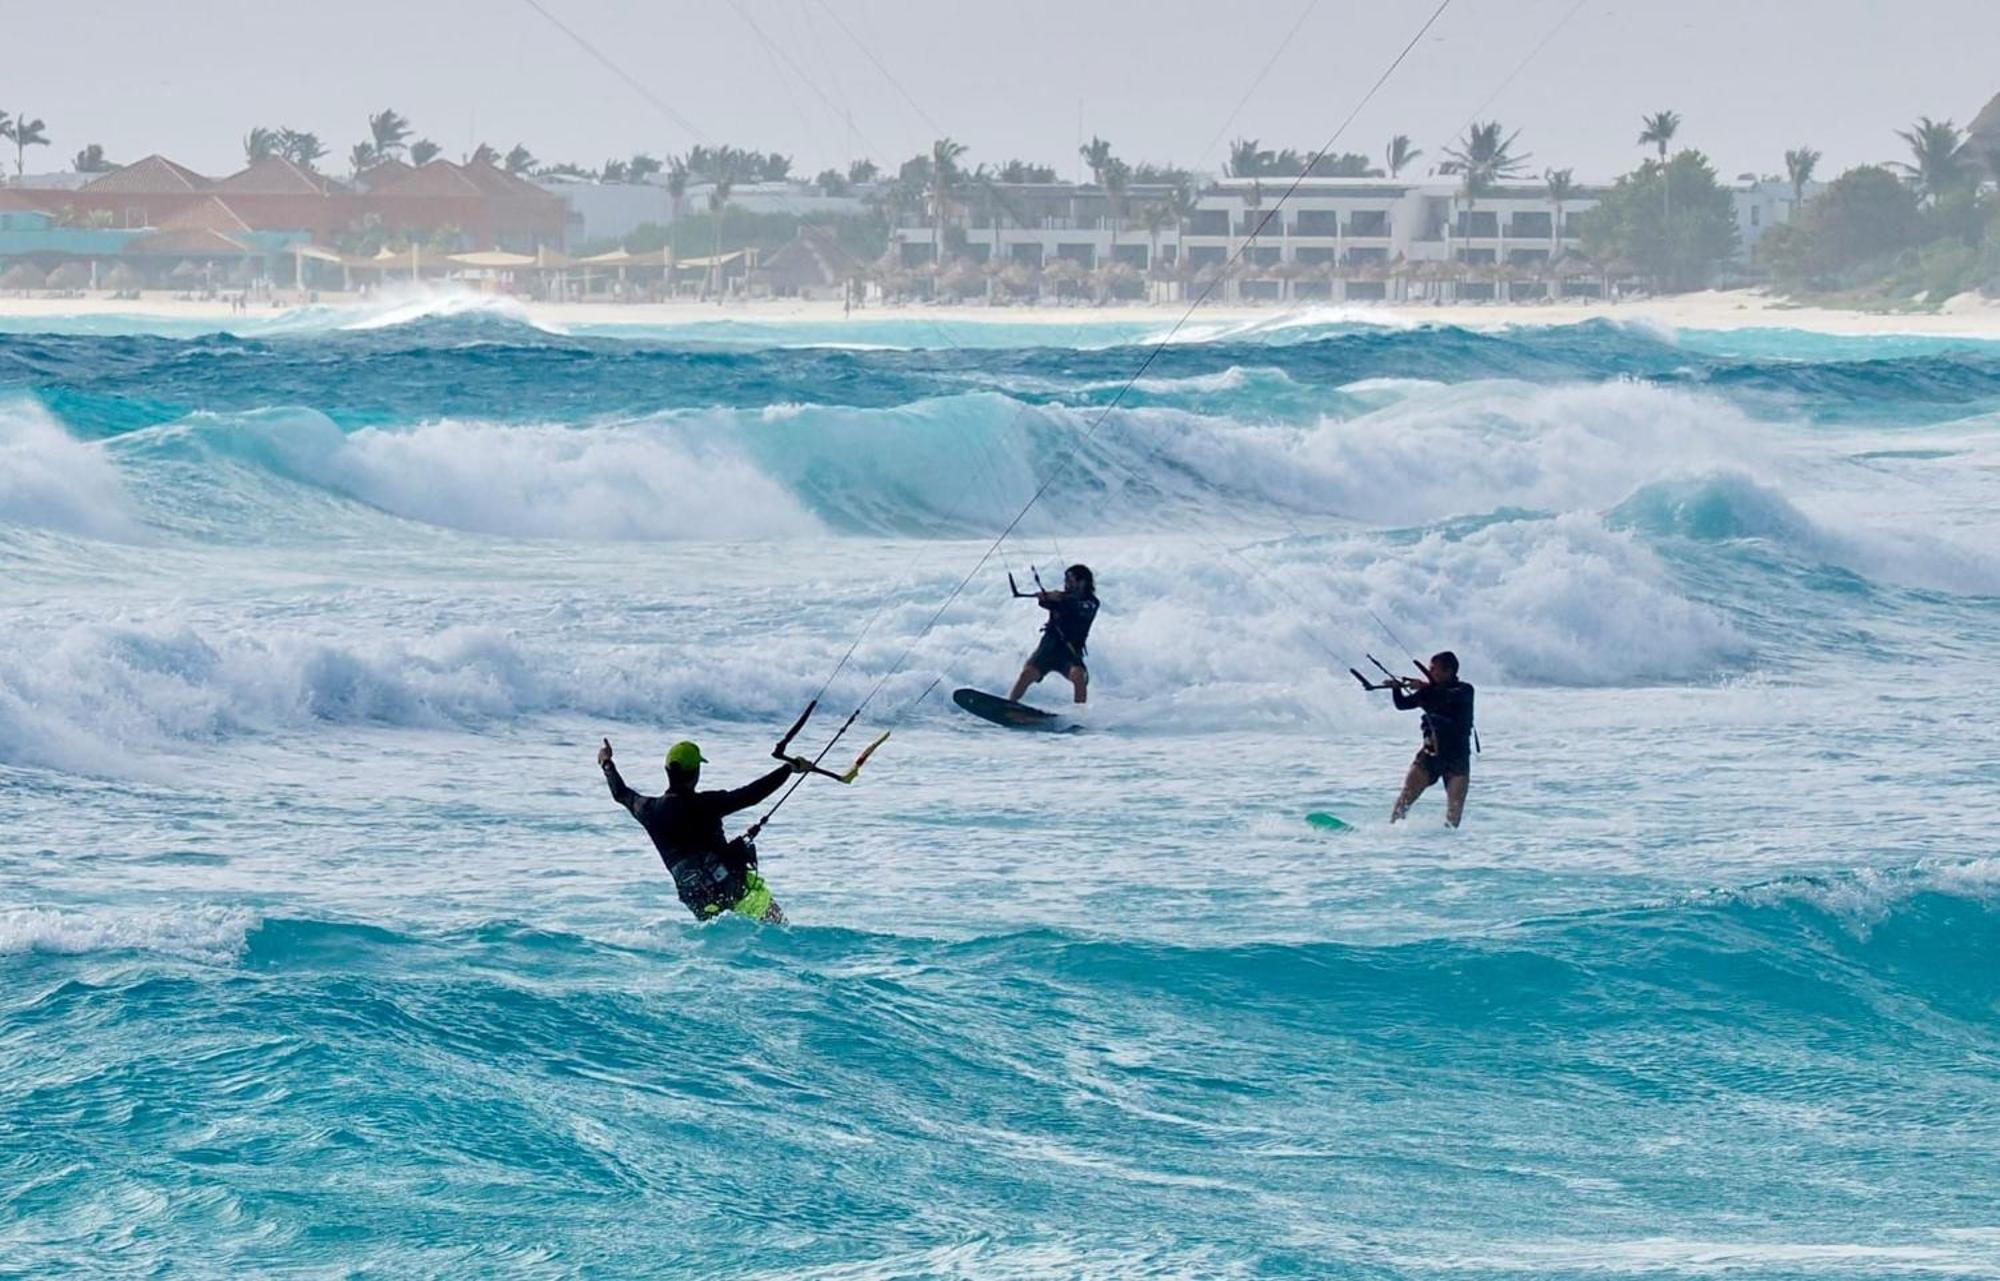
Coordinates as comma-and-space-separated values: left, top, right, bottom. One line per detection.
3, 286, 2000, 339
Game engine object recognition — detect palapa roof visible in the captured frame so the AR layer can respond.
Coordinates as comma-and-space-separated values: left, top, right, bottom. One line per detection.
82, 154, 211, 195
449, 249, 538, 268
761, 227, 862, 286
213, 155, 338, 196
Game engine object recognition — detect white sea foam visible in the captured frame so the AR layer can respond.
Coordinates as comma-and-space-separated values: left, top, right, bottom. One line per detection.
0, 904, 257, 961
0, 398, 142, 539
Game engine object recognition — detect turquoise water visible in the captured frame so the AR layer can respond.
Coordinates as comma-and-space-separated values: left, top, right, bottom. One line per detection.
4, 297, 1999, 1277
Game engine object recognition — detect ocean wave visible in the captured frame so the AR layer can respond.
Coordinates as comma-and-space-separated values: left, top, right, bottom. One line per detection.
0, 397, 143, 539
28, 375, 1803, 546
0, 904, 257, 961
1613, 471, 2000, 596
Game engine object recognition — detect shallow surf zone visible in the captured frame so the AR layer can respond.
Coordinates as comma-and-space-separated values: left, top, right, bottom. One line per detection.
3, 311, 1999, 1276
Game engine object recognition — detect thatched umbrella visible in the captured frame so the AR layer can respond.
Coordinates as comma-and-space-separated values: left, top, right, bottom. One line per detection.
1093, 258, 1140, 303
998, 260, 1038, 300
46, 261, 92, 290
103, 262, 141, 292
0, 262, 47, 290
1041, 256, 1088, 301
937, 257, 984, 301
169, 259, 204, 282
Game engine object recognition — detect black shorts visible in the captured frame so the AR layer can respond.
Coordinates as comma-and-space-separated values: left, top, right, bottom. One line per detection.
1030, 636, 1085, 675
1413, 749, 1469, 784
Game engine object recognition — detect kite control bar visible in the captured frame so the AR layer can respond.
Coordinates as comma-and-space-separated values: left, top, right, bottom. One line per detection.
769, 699, 891, 785
1008, 568, 1050, 600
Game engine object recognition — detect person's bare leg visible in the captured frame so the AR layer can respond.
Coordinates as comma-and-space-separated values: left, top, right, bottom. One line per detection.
1443, 774, 1469, 828
1008, 662, 1044, 703
1391, 759, 1433, 823
1067, 665, 1089, 705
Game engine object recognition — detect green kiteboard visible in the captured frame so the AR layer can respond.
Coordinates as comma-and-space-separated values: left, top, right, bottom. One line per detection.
1305, 811, 1352, 832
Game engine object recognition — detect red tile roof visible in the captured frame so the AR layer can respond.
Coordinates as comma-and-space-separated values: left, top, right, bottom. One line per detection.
371, 159, 485, 198
81, 154, 212, 195
124, 227, 253, 257
159, 196, 256, 235
213, 155, 337, 196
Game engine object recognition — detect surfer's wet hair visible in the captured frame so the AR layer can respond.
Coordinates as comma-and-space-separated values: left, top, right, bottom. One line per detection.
1430, 651, 1459, 676
1065, 564, 1095, 593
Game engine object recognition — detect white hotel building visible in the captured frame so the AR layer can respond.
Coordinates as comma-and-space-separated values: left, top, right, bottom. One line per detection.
890, 175, 1807, 303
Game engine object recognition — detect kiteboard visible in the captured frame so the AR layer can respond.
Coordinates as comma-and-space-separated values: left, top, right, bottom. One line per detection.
952, 688, 1076, 733
1305, 811, 1352, 832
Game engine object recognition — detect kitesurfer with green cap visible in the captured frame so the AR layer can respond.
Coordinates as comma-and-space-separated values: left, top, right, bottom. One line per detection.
598, 737, 809, 923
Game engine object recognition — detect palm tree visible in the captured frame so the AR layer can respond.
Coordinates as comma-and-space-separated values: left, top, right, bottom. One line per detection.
466, 143, 499, 167
1441, 122, 1528, 276
1385, 134, 1422, 180
5, 114, 50, 179
601, 158, 630, 184
629, 153, 663, 183
708, 173, 735, 299
368, 109, 412, 158
244, 127, 280, 164
1637, 110, 1680, 161
1783, 146, 1819, 211
279, 130, 327, 170
847, 157, 879, 185
1893, 116, 1967, 205
1227, 137, 1271, 179
349, 141, 379, 177
1078, 135, 1113, 187
72, 143, 112, 173
1544, 167, 1576, 258
1101, 156, 1131, 254
926, 136, 969, 266
411, 138, 442, 165
504, 144, 536, 176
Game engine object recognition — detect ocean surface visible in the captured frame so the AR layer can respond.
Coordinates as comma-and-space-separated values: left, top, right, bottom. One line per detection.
3, 295, 1998, 1278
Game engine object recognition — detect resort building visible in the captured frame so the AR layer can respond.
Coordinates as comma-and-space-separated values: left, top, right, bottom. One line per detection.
0, 153, 565, 290
888, 174, 1812, 303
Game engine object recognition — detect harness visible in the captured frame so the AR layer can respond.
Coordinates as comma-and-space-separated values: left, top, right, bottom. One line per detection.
670, 837, 758, 918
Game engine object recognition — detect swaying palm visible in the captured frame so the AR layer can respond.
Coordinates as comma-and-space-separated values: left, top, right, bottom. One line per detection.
1441, 121, 1529, 202
369, 109, 412, 157
1638, 110, 1680, 160
1894, 116, 1966, 203
5, 114, 50, 178
1783, 147, 1820, 204
1385, 134, 1422, 179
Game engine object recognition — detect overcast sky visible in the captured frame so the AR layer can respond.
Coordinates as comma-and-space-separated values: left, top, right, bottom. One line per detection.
17, 0, 2000, 184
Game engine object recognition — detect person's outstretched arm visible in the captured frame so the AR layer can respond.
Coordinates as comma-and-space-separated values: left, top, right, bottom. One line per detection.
1391, 681, 1429, 711
598, 739, 640, 814
710, 763, 799, 816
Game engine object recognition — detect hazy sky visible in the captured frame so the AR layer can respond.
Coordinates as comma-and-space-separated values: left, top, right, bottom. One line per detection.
17, 0, 2000, 184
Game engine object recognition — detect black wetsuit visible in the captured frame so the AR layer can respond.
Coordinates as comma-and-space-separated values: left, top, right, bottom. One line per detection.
603, 761, 791, 917
1031, 591, 1099, 673
1393, 679, 1475, 780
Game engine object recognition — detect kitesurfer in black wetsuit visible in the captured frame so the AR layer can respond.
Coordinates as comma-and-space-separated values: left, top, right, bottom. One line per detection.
598, 737, 810, 923
1008, 563, 1099, 705
1389, 650, 1476, 828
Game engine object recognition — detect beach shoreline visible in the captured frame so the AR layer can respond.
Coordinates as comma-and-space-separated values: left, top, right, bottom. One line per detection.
2, 286, 1998, 339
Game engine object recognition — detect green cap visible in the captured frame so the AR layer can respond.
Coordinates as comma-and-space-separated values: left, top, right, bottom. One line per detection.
665, 740, 707, 772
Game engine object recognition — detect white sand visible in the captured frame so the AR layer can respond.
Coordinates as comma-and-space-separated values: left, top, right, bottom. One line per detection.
3, 287, 1999, 339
